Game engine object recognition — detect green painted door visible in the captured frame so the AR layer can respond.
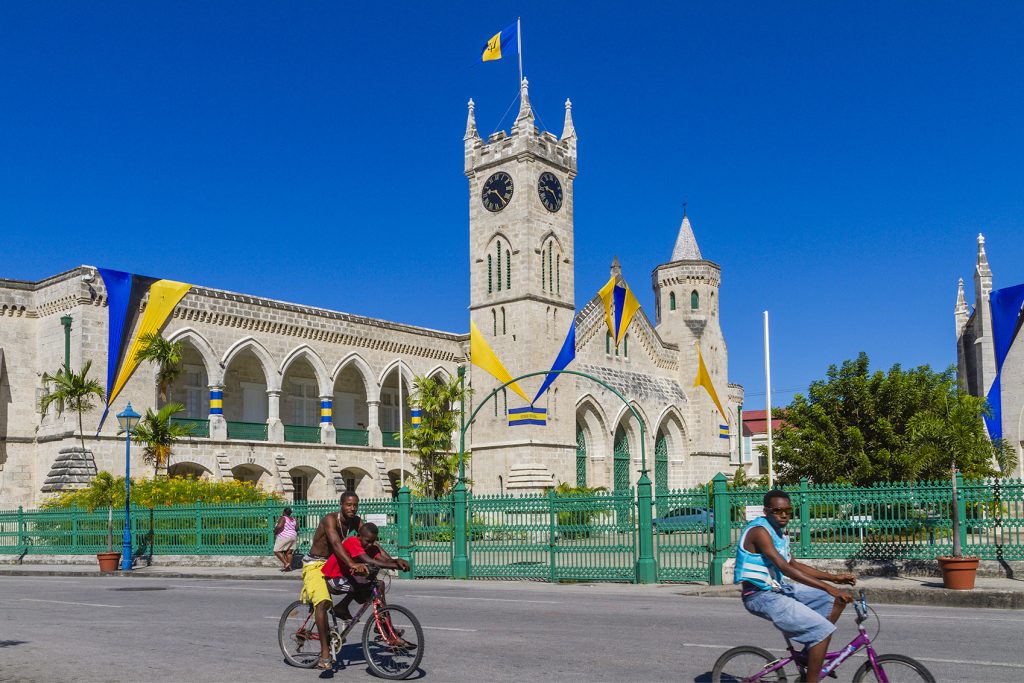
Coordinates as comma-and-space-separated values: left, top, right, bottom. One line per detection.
576, 427, 587, 487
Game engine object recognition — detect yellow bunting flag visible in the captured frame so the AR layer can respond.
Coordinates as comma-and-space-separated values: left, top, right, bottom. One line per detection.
469, 320, 530, 403
107, 280, 192, 407
598, 275, 616, 343
694, 344, 728, 421
614, 281, 641, 347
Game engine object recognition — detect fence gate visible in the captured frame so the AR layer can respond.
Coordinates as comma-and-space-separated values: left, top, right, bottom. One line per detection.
410, 496, 453, 576
468, 493, 551, 579
553, 489, 637, 581
655, 488, 713, 581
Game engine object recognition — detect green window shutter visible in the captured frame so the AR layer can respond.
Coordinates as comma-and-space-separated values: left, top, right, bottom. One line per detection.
669, 292, 676, 310
691, 290, 699, 309
506, 249, 511, 289
488, 255, 493, 293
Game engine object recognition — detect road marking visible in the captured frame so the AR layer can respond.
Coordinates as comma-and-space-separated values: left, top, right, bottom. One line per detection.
403, 594, 560, 605
875, 613, 1024, 624
422, 626, 477, 632
21, 598, 120, 608
169, 584, 288, 592
914, 656, 1024, 670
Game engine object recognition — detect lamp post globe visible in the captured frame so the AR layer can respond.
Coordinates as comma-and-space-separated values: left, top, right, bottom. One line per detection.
116, 402, 141, 571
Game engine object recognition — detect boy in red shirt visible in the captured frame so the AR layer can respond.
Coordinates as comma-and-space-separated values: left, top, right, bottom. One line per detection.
321, 522, 408, 621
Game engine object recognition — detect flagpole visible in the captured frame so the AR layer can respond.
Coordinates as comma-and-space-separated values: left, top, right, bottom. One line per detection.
517, 17, 523, 85
763, 311, 774, 488
398, 359, 405, 490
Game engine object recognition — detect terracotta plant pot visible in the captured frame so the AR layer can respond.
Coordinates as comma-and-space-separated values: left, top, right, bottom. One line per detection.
96, 551, 122, 573
937, 555, 980, 590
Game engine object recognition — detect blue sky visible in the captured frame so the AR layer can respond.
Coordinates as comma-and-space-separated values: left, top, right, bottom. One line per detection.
3, 2, 1023, 408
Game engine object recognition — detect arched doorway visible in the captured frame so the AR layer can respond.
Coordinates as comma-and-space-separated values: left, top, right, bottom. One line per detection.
223, 348, 270, 441
231, 464, 270, 488
167, 462, 211, 480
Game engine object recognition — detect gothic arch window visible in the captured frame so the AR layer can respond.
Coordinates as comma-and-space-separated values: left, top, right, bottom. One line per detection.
606, 332, 612, 355
710, 291, 716, 315
506, 249, 511, 290
541, 252, 546, 292
669, 292, 676, 311
548, 244, 554, 292
496, 241, 503, 292
487, 255, 493, 294
691, 290, 699, 310
623, 334, 629, 358
501, 307, 507, 335
557, 257, 561, 294
491, 309, 497, 336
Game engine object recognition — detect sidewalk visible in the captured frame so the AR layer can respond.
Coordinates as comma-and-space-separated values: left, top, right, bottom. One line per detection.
1, 562, 1021, 609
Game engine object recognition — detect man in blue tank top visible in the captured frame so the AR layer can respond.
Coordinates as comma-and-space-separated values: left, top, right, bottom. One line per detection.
735, 490, 856, 683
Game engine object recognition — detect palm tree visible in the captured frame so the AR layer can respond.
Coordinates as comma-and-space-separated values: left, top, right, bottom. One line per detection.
135, 333, 184, 404
132, 402, 195, 478
406, 374, 471, 499
83, 471, 122, 552
39, 360, 106, 456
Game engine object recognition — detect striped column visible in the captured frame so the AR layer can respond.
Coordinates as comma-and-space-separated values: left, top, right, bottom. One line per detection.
320, 398, 333, 424
209, 388, 224, 415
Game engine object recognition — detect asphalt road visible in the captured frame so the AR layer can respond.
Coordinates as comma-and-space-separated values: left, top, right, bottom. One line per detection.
1, 575, 1022, 682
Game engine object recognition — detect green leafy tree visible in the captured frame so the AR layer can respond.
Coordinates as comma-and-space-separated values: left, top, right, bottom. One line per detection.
131, 402, 195, 478
405, 373, 471, 499
135, 333, 184, 403
770, 353, 1010, 485
39, 360, 106, 457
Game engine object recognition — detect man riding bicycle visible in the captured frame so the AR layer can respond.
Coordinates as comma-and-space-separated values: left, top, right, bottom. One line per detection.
735, 490, 856, 683
301, 491, 410, 670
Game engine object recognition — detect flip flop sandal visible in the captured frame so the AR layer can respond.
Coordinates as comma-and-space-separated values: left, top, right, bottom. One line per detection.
316, 657, 333, 670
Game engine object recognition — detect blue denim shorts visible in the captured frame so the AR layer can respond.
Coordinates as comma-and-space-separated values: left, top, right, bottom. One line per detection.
742, 583, 836, 647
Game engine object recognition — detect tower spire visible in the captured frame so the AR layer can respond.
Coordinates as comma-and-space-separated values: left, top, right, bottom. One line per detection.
513, 78, 534, 134
671, 208, 702, 261
610, 255, 621, 278
561, 98, 575, 140
464, 98, 480, 141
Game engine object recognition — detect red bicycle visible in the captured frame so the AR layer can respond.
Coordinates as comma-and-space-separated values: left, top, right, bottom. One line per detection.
277, 572, 424, 679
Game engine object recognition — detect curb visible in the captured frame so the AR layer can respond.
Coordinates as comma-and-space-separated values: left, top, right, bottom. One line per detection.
0, 568, 301, 581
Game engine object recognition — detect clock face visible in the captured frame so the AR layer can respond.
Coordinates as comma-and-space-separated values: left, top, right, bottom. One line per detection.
482, 172, 514, 212
538, 172, 563, 212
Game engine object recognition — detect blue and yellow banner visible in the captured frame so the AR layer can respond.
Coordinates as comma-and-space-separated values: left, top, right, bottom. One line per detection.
694, 344, 728, 422
531, 321, 576, 404
508, 406, 547, 427
96, 268, 192, 432
482, 22, 518, 62
598, 275, 642, 348
411, 408, 422, 429
719, 424, 730, 439
985, 283, 1024, 439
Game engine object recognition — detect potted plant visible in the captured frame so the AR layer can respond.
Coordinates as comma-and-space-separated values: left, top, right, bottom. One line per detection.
935, 465, 980, 589
88, 472, 122, 572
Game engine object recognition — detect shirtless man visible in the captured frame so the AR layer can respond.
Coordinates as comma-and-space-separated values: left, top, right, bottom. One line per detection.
300, 491, 369, 669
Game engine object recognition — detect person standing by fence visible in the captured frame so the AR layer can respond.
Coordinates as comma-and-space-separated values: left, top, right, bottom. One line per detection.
274, 507, 298, 571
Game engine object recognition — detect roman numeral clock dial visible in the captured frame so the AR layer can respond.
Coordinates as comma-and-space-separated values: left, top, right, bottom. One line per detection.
482, 172, 514, 212
538, 171, 563, 212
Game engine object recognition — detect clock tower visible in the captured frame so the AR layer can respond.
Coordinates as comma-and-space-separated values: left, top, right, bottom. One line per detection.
464, 79, 579, 491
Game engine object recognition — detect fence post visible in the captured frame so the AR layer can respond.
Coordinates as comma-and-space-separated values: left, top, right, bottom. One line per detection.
799, 477, 810, 556
636, 474, 657, 584
71, 508, 79, 550
267, 500, 276, 552
452, 483, 469, 579
18, 505, 25, 550
397, 487, 414, 579
548, 488, 558, 582
710, 472, 730, 585
956, 472, 967, 552
195, 502, 203, 554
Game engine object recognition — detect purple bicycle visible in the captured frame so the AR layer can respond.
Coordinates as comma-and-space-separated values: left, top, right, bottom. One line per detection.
711, 590, 934, 682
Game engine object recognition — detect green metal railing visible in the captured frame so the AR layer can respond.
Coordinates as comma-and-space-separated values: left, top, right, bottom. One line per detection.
226, 421, 268, 441
284, 424, 320, 444
5, 475, 1022, 581
336, 428, 369, 446
170, 417, 210, 438
382, 432, 401, 448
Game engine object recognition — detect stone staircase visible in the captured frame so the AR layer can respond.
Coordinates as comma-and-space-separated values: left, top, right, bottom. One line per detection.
41, 447, 97, 492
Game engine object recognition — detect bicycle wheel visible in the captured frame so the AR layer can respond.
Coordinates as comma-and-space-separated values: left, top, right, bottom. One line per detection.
852, 654, 935, 683
362, 604, 424, 680
278, 600, 322, 669
712, 645, 789, 682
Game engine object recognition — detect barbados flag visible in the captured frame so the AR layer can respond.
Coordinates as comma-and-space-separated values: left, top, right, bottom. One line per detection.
508, 406, 547, 427
482, 22, 518, 62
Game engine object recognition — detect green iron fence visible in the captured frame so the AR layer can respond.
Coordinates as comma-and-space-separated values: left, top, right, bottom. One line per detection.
226, 421, 269, 441
283, 425, 320, 444
5, 475, 1022, 582
170, 417, 210, 438
336, 428, 369, 446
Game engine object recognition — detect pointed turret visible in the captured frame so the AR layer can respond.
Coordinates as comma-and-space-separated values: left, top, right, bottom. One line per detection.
561, 99, 576, 140
464, 98, 480, 142
976, 233, 992, 280
955, 277, 969, 333
512, 78, 535, 135
670, 208, 702, 261
972, 233, 997, 395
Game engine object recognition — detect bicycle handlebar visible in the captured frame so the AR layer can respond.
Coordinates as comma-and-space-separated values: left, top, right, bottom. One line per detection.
854, 589, 868, 623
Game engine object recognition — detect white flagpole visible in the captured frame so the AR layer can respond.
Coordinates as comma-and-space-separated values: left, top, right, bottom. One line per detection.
763, 311, 774, 488
517, 17, 523, 85
398, 360, 405, 490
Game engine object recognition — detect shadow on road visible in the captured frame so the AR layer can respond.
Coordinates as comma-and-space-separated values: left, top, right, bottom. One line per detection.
693, 672, 713, 682
0, 640, 28, 647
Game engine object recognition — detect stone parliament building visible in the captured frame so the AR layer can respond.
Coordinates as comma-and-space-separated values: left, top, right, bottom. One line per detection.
0, 81, 743, 508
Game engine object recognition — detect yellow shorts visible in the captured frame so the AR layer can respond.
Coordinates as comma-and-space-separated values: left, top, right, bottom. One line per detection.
301, 560, 331, 607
